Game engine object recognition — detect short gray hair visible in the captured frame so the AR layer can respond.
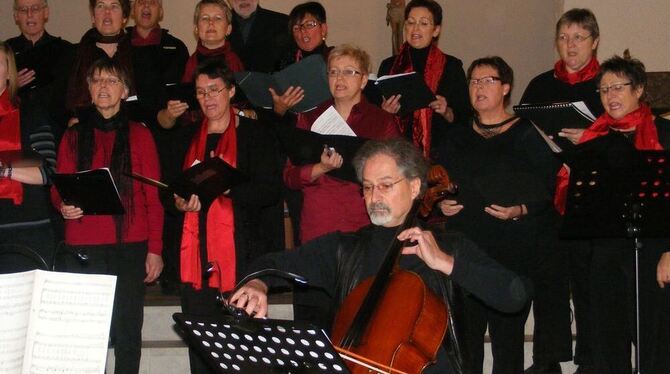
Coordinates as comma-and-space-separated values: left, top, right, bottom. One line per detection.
353, 138, 428, 193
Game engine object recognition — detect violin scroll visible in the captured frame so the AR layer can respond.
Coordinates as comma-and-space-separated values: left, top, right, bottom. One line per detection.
420, 165, 458, 217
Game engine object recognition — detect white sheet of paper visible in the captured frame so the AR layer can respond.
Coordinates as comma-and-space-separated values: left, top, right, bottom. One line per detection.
22, 270, 116, 374
310, 106, 356, 136
0, 271, 35, 374
572, 101, 596, 122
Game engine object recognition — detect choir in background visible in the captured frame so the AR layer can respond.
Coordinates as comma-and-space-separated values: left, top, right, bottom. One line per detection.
1, 0, 669, 373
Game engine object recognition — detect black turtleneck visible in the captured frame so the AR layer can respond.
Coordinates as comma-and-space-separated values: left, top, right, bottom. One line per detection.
409, 45, 430, 77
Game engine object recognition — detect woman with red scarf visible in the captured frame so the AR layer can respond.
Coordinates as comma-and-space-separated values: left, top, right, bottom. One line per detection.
377, 0, 470, 159
520, 9, 603, 374
555, 56, 670, 374
174, 58, 280, 374
0, 42, 57, 270
157, 0, 245, 129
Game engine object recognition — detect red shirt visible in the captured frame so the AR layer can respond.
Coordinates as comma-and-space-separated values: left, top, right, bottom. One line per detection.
285, 98, 401, 242
52, 122, 164, 254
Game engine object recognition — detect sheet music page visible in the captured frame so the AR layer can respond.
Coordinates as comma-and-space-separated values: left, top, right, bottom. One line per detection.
22, 270, 116, 374
572, 101, 596, 122
375, 71, 415, 82
0, 271, 36, 374
310, 106, 356, 136
531, 121, 563, 153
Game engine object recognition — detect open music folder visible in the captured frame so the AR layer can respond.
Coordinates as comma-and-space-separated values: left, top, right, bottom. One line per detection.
53, 168, 125, 215
0, 270, 116, 374
514, 101, 596, 149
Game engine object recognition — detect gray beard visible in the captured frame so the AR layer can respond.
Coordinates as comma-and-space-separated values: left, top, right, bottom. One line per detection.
368, 202, 392, 226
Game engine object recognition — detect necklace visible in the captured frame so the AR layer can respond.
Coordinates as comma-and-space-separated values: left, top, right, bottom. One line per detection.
473, 115, 518, 138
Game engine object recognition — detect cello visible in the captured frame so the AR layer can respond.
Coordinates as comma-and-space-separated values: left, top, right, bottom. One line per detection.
331, 199, 449, 374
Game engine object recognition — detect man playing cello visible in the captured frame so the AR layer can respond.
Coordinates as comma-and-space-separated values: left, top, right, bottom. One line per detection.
231, 138, 528, 373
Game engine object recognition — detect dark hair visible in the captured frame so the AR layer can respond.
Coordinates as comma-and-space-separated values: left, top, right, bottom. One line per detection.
556, 8, 599, 41
86, 57, 132, 91
404, 0, 443, 26
598, 55, 647, 97
288, 1, 326, 29
467, 56, 514, 105
89, 0, 131, 18
194, 58, 235, 88
353, 138, 428, 193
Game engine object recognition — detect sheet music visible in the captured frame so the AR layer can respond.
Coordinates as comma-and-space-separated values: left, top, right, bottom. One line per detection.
0, 272, 35, 374
310, 106, 356, 136
532, 121, 563, 153
375, 71, 415, 82
23, 271, 116, 374
572, 101, 596, 122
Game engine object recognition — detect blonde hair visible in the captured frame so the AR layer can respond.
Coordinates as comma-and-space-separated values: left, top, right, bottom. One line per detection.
193, 0, 232, 25
328, 44, 371, 75
0, 42, 18, 106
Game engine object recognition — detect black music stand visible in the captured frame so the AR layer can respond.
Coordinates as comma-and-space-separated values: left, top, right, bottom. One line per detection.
561, 133, 670, 374
173, 313, 350, 373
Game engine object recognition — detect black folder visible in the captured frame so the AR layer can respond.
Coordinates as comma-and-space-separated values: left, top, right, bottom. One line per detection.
165, 82, 199, 108
513, 101, 596, 149
234, 54, 331, 113
127, 157, 248, 208
53, 168, 125, 215
372, 72, 436, 114
14, 48, 54, 91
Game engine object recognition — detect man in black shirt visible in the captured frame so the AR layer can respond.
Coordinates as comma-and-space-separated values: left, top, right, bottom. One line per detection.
8, 0, 74, 140
228, 0, 291, 73
230, 138, 529, 373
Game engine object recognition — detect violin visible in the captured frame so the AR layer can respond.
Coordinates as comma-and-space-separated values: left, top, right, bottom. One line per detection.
419, 165, 458, 217
331, 200, 449, 374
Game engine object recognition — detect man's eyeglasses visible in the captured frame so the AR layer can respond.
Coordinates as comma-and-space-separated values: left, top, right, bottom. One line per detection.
90, 77, 122, 86
196, 86, 227, 99
556, 33, 592, 44
15, 4, 47, 15
597, 82, 633, 95
468, 76, 502, 87
327, 69, 362, 78
361, 178, 405, 197
292, 20, 320, 32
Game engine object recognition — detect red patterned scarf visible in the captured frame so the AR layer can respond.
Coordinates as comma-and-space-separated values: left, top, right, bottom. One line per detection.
554, 57, 600, 85
390, 42, 446, 158
182, 42, 245, 83
180, 108, 238, 291
0, 90, 23, 205
554, 104, 659, 214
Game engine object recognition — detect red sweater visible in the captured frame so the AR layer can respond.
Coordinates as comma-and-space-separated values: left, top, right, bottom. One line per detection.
52, 122, 164, 254
285, 98, 401, 242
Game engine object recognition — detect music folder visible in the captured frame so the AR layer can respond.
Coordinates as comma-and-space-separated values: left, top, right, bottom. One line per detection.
513, 101, 596, 149
372, 72, 436, 114
234, 54, 331, 113
128, 157, 248, 208
53, 168, 125, 215
165, 82, 199, 108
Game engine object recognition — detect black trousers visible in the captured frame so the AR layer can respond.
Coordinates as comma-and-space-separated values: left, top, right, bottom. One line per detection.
462, 292, 531, 374
567, 239, 593, 365
529, 237, 573, 365
60, 242, 147, 374
180, 285, 224, 374
589, 238, 670, 374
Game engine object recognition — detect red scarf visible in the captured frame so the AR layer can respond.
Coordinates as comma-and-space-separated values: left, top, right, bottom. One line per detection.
180, 109, 238, 291
554, 104, 660, 214
0, 90, 23, 205
130, 27, 162, 47
390, 42, 446, 158
554, 57, 600, 85
181, 42, 245, 83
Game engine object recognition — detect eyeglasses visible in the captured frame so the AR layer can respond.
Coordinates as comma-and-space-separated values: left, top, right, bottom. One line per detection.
327, 68, 362, 78
468, 76, 502, 87
196, 86, 227, 99
15, 4, 47, 14
199, 14, 226, 24
90, 77, 122, 86
556, 33, 592, 44
292, 20, 320, 32
135, 0, 159, 6
405, 18, 434, 28
597, 82, 633, 95
361, 178, 405, 197
94, 2, 123, 12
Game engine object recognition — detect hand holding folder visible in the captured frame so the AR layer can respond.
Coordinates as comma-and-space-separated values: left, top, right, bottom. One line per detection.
53, 168, 125, 215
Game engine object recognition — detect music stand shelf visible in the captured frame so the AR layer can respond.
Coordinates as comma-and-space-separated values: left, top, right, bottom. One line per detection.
173, 313, 350, 373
